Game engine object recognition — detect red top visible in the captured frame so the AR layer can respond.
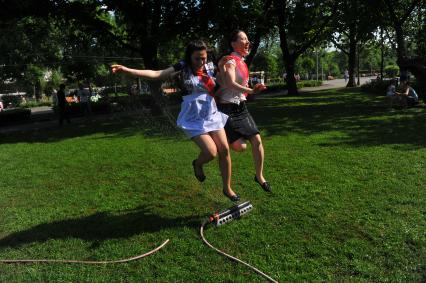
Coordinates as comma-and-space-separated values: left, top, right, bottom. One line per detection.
224, 53, 249, 97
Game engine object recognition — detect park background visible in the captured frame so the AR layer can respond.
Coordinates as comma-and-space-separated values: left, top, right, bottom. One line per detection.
0, 1, 425, 282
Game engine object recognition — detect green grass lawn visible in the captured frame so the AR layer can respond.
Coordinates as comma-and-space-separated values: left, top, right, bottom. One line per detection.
0, 88, 425, 282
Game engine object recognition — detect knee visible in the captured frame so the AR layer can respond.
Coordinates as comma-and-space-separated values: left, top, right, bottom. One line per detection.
205, 147, 217, 160
217, 145, 230, 157
251, 135, 262, 148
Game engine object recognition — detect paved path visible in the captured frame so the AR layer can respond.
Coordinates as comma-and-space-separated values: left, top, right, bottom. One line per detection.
302, 77, 376, 91
31, 106, 54, 115
301, 77, 375, 92
262, 76, 375, 97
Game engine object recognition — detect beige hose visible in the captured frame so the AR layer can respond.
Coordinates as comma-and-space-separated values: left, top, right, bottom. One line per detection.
0, 239, 169, 264
200, 221, 278, 283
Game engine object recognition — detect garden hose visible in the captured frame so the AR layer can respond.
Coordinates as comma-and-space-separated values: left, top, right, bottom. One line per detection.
0, 239, 169, 264
200, 220, 278, 283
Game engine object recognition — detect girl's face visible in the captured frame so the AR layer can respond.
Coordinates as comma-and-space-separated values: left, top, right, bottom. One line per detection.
191, 49, 207, 70
231, 32, 251, 56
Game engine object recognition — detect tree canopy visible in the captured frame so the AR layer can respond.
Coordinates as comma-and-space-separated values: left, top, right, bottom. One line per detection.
0, 0, 425, 96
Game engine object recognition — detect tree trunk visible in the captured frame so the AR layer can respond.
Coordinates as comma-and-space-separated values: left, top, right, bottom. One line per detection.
246, 0, 272, 67
141, 40, 158, 69
357, 44, 361, 86
137, 78, 142, 95
245, 30, 261, 67
394, 24, 407, 64
139, 37, 177, 125
274, 0, 298, 95
394, 23, 409, 77
347, 29, 357, 87
380, 27, 384, 80
285, 57, 298, 95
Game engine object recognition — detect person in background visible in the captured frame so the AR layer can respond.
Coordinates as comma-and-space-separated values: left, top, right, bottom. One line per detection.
57, 83, 71, 125
0, 100, 3, 112
77, 83, 92, 117
395, 80, 419, 108
250, 75, 259, 88
344, 69, 349, 83
52, 88, 58, 107
385, 79, 397, 108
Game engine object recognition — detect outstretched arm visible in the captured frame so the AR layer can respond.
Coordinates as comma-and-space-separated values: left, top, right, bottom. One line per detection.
111, 65, 175, 81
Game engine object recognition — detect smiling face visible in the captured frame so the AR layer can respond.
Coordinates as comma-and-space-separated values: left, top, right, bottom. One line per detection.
231, 31, 251, 56
190, 49, 208, 71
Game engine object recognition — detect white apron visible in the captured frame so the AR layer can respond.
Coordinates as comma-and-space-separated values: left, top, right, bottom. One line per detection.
176, 63, 228, 138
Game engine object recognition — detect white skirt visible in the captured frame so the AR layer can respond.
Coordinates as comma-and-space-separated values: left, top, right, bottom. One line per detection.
177, 92, 228, 138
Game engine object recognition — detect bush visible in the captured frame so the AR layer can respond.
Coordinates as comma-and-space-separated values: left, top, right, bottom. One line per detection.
54, 101, 111, 116
262, 80, 323, 94
1, 95, 22, 108
20, 100, 53, 108
384, 65, 399, 78
297, 80, 322, 88
0, 108, 31, 125
361, 79, 391, 95
110, 95, 153, 110
263, 83, 287, 93
99, 87, 130, 96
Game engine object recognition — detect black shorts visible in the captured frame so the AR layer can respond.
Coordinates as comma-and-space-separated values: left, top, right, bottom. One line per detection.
217, 102, 260, 144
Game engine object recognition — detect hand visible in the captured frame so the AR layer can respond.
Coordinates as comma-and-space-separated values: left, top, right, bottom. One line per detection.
252, 83, 267, 94
111, 64, 126, 74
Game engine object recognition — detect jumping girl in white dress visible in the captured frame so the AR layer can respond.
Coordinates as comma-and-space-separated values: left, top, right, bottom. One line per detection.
111, 40, 240, 201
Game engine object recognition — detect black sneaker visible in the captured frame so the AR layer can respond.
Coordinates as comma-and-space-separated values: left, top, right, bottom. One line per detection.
192, 160, 206, 182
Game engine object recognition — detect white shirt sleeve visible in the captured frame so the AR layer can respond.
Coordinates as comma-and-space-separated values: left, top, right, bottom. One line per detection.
225, 59, 236, 66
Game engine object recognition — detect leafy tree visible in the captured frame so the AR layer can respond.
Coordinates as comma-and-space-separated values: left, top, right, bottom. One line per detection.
331, 0, 381, 86
296, 55, 315, 79
380, 0, 425, 98
272, 0, 337, 94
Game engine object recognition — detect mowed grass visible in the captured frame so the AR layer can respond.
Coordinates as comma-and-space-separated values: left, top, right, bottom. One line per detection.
0, 88, 425, 282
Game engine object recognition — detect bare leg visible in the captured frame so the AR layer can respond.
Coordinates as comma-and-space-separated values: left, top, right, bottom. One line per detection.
230, 138, 247, 152
249, 134, 266, 183
209, 129, 237, 197
192, 134, 218, 178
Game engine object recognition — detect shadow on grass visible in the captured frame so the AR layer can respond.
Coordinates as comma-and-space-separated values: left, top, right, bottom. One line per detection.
0, 113, 182, 145
2, 89, 426, 148
0, 206, 200, 249
251, 88, 426, 148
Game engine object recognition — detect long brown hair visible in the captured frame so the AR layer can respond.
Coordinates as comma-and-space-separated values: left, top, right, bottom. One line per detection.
184, 40, 208, 66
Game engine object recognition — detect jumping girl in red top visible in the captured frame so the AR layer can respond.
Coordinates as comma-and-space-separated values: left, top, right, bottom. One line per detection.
216, 30, 271, 193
